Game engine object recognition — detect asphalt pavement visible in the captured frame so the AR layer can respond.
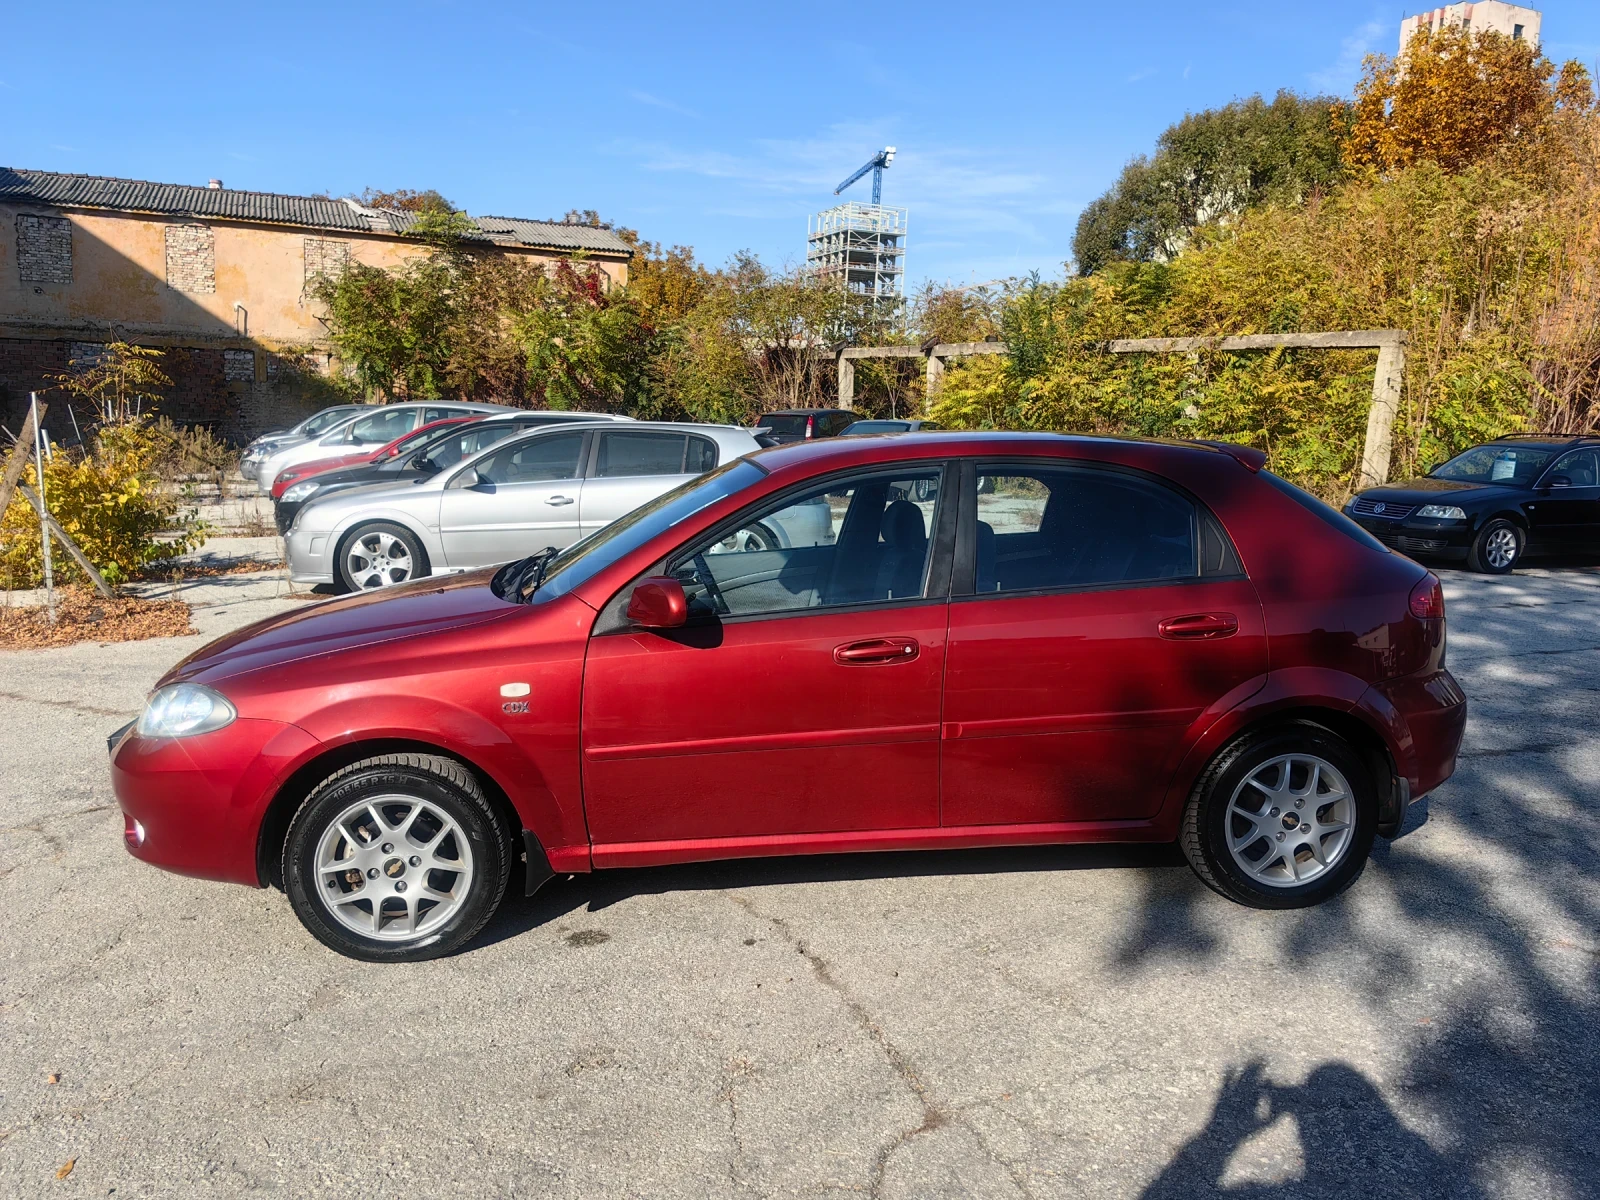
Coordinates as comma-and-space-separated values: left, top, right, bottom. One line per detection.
2, 564, 1597, 1197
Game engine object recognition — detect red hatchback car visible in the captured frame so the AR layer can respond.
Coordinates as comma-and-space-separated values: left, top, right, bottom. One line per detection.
111, 434, 1466, 961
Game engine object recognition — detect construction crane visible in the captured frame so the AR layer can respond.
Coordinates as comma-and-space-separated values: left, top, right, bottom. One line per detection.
834, 147, 896, 206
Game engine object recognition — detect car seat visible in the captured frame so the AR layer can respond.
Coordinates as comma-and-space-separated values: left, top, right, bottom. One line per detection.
877, 500, 928, 599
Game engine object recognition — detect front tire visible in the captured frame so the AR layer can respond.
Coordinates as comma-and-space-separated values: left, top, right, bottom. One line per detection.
1181, 724, 1377, 909
1466, 518, 1522, 574
283, 754, 511, 962
337, 521, 429, 593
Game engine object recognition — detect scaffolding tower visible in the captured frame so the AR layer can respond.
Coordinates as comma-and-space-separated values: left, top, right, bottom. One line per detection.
806, 202, 907, 301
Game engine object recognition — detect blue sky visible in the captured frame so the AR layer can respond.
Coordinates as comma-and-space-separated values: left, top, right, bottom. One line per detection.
7, 2, 1599, 288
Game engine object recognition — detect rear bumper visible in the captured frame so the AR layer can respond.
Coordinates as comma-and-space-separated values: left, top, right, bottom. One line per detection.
1361, 668, 1468, 803
111, 718, 320, 886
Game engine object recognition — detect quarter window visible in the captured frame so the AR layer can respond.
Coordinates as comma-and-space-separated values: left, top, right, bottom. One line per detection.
594, 431, 721, 477
972, 466, 1197, 593
673, 470, 942, 618
474, 432, 585, 485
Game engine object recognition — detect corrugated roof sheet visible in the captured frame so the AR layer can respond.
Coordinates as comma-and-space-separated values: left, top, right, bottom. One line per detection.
0, 168, 634, 256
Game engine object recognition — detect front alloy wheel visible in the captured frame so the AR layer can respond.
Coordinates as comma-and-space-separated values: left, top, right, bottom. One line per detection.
1467, 519, 1522, 574
284, 754, 510, 961
339, 522, 427, 592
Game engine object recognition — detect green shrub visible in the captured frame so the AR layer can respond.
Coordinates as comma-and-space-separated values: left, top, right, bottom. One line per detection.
1, 419, 207, 588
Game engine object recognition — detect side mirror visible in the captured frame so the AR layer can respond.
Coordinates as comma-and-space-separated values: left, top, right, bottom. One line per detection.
626, 576, 688, 629
453, 467, 480, 489
1548, 474, 1573, 489
410, 455, 435, 473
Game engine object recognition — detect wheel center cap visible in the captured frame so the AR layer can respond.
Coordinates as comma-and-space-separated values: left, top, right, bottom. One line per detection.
383, 858, 406, 879
1282, 812, 1300, 831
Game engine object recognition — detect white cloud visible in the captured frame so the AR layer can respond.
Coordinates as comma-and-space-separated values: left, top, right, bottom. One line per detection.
1126, 67, 1159, 84
1310, 17, 1389, 92
627, 90, 700, 119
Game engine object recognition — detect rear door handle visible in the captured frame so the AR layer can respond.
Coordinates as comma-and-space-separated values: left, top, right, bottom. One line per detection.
834, 637, 920, 665
1158, 612, 1239, 640
545, 495, 575, 506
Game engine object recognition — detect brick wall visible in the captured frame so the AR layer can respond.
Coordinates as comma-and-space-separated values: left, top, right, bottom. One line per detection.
17, 215, 73, 283
303, 237, 349, 286
0, 337, 325, 444
164, 224, 215, 293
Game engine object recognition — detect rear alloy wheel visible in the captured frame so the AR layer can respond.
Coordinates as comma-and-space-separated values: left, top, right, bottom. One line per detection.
1466, 518, 1522, 574
283, 754, 510, 962
1181, 725, 1377, 908
338, 522, 428, 592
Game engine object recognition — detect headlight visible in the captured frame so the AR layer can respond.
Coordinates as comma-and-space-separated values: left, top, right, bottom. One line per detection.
281, 480, 322, 502
1416, 504, 1467, 520
136, 684, 237, 738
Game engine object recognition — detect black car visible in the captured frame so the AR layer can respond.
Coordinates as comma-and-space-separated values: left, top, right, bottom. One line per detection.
274, 412, 608, 533
752, 408, 858, 446
1345, 435, 1600, 573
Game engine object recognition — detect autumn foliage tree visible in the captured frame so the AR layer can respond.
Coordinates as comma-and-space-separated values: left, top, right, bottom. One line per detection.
1341, 26, 1594, 174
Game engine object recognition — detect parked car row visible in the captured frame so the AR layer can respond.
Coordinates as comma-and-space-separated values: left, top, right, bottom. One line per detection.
114, 429, 1467, 961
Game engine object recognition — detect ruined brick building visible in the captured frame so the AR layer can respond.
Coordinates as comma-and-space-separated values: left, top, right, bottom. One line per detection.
0, 168, 634, 442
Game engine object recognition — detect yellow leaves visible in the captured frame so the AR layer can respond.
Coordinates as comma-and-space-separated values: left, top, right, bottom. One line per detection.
55, 1158, 75, 1180
1342, 26, 1581, 176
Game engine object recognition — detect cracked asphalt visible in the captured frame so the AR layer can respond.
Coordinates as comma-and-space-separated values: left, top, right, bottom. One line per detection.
2, 564, 1598, 1197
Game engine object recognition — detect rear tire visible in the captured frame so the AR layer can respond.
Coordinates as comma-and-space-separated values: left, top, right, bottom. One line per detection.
1466, 518, 1522, 574
1181, 724, 1377, 909
283, 754, 511, 962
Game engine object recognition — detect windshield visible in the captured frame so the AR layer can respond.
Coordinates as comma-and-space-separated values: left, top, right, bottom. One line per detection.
528, 459, 767, 602
758, 414, 809, 435
297, 407, 358, 437
1432, 444, 1558, 486
846, 421, 912, 433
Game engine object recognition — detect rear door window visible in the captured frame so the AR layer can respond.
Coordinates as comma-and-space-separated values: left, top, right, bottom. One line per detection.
595, 431, 691, 477
972, 465, 1198, 593
760, 414, 808, 436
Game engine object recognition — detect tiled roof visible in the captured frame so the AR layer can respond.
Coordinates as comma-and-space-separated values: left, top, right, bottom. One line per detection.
0, 168, 633, 256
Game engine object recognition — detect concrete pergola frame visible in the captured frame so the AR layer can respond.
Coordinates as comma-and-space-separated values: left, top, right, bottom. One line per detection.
837, 329, 1408, 487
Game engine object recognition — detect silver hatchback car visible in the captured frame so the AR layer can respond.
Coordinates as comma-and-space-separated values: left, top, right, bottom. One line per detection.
287, 422, 778, 591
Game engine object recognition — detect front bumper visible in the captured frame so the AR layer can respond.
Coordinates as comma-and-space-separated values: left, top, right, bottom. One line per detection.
285, 526, 336, 585
1349, 515, 1473, 559
274, 499, 302, 535
111, 718, 320, 886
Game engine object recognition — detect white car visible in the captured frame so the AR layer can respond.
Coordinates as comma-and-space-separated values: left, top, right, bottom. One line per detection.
286, 421, 775, 592
239, 405, 368, 475
252, 401, 513, 491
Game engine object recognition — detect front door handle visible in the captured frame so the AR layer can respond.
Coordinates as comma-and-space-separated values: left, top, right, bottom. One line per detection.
1158, 612, 1239, 640
545, 495, 575, 506
833, 637, 920, 665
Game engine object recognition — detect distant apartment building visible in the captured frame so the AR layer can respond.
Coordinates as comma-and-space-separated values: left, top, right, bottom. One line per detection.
0, 169, 634, 441
1399, 2, 1542, 53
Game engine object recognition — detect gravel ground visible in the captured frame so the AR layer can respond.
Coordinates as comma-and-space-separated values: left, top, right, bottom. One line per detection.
1, 564, 1597, 1198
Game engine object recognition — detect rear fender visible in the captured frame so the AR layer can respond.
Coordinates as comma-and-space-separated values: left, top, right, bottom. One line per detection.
1155, 667, 1382, 835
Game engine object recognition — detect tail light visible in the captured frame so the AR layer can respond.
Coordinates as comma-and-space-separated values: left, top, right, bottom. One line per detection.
1408, 573, 1445, 620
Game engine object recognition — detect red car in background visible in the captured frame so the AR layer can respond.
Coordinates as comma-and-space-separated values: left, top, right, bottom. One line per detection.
268, 416, 482, 501
111, 433, 1466, 961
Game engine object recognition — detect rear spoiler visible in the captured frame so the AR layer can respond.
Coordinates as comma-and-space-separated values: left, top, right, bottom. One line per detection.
1191, 439, 1266, 472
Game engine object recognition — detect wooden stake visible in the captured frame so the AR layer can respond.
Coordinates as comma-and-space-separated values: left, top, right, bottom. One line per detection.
18, 484, 116, 599
0, 399, 45, 520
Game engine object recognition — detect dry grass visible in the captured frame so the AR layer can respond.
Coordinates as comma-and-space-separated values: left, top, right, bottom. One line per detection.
0, 587, 195, 649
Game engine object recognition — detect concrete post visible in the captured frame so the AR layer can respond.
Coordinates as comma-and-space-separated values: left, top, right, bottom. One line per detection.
837, 355, 855, 409
1358, 334, 1408, 488
925, 352, 946, 397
